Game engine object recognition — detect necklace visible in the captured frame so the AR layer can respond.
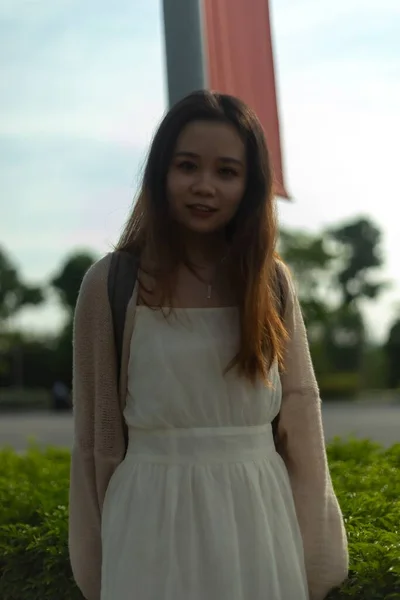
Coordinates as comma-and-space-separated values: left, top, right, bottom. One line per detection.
193, 254, 228, 300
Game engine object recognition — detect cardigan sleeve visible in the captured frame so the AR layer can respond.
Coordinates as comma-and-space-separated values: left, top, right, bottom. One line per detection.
69, 255, 127, 600
277, 265, 349, 600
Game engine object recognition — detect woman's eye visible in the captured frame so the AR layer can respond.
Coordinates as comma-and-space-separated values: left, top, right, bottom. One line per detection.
177, 161, 197, 172
219, 167, 238, 177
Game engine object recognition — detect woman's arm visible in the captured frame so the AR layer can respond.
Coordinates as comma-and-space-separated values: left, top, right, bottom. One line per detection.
69, 255, 126, 600
277, 264, 349, 600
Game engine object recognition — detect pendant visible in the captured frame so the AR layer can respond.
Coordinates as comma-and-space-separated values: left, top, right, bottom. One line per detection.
207, 284, 212, 300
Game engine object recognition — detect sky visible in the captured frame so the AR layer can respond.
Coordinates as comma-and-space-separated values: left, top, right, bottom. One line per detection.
1, 0, 399, 340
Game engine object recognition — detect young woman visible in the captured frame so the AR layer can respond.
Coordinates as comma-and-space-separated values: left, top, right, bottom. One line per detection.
69, 91, 348, 600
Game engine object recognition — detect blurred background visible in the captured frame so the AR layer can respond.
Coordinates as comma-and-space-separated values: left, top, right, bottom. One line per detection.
1, 0, 399, 451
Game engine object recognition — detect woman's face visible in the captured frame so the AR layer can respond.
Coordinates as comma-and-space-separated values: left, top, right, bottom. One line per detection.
167, 120, 247, 236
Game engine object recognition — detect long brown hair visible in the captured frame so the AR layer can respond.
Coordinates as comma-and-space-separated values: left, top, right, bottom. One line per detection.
117, 90, 287, 383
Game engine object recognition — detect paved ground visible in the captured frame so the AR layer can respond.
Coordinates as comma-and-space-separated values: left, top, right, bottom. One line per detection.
1, 401, 399, 453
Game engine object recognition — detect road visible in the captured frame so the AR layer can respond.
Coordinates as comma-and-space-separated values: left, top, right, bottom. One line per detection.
1, 402, 399, 453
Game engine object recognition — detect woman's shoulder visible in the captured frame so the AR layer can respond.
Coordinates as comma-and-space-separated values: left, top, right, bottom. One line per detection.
77, 253, 113, 309
274, 258, 294, 297
81, 253, 112, 290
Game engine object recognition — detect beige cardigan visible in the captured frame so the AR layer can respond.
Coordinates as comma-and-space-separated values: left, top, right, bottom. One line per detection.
69, 253, 348, 600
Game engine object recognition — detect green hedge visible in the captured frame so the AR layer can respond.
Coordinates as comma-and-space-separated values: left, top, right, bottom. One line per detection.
318, 372, 360, 400
0, 387, 52, 411
0, 440, 399, 599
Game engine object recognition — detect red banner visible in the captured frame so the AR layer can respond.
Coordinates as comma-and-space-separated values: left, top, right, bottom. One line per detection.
203, 0, 289, 199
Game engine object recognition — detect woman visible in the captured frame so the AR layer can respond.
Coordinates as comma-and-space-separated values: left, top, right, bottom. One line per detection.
69, 91, 348, 600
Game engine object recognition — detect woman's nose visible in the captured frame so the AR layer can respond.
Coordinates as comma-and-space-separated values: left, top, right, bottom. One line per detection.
190, 173, 216, 196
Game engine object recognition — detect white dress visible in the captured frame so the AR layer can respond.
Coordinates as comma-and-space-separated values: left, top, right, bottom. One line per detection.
101, 306, 309, 600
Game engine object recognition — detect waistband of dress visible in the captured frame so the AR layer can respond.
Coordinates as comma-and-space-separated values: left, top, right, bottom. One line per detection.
125, 424, 276, 464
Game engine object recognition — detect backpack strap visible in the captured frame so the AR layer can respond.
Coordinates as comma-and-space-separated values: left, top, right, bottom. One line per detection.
276, 262, 286, 321
271, 261, 287, 446
108, 250, 140, 389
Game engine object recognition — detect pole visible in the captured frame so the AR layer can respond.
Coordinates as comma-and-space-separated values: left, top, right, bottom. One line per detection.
162, 0, 207, 108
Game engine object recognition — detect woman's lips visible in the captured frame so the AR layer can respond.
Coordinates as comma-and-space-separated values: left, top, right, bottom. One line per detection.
186, 204, 218, 218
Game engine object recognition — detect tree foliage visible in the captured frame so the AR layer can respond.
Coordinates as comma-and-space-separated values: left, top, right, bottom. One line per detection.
0, 249, 96, 387
278, 229, 336, 333
279, 216, 387, 383
50, 252, 96, 314
327, 217, 387, 307
384, 318, 400, 388
0, 247, 44, 326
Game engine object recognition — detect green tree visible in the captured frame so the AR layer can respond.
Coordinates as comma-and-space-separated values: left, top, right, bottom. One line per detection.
50, 251, 97, 386
327, 217, 386, 308
51, 251, 97, 315
324, 217, 387, 376
0, 247, 43, 327
279, 217, 387, 390
278, 228, 336, 334
383, 316, 400, 388
324, 304, 365, 373
0, 247, 44, 385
